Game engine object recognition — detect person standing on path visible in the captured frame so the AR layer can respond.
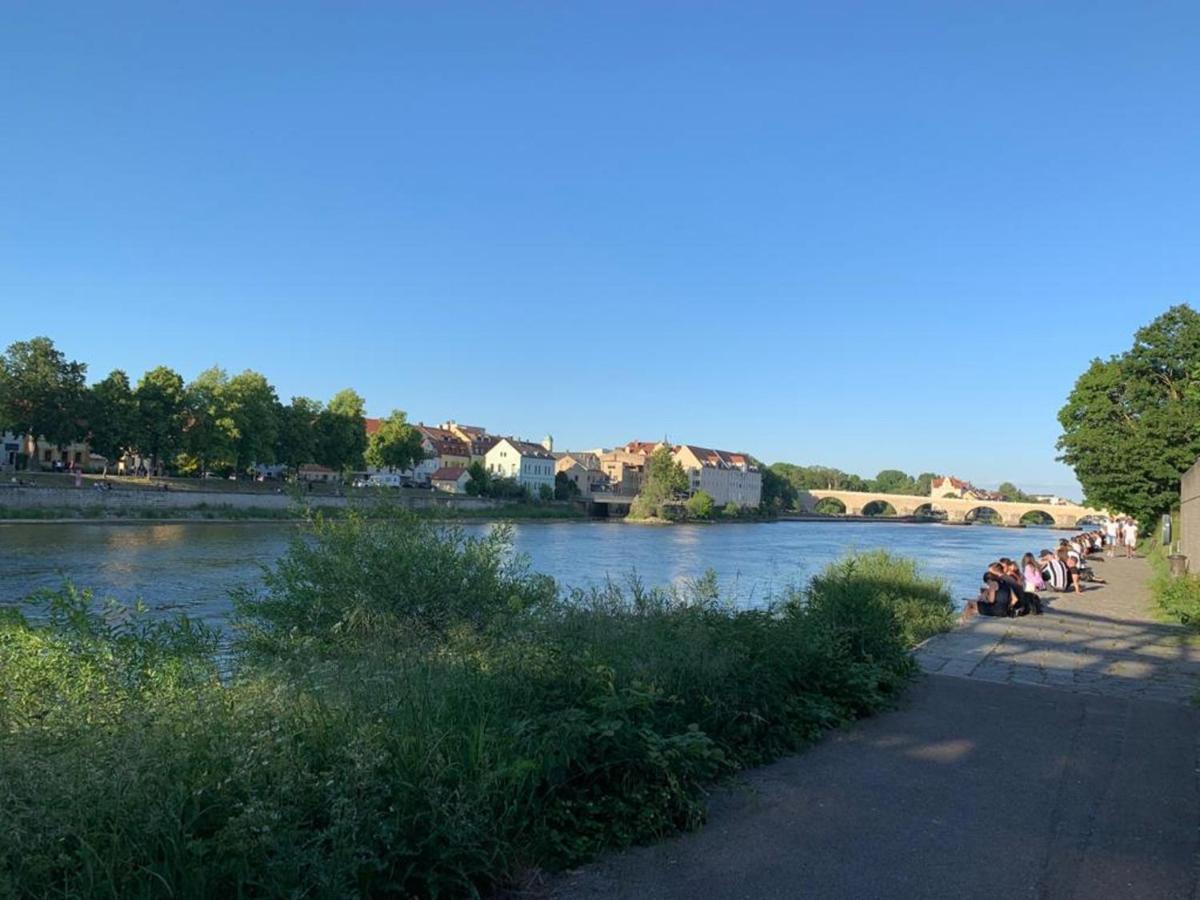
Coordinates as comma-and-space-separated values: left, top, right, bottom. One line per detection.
1105, 518, 1119, 557
1124, 518, 1139, 557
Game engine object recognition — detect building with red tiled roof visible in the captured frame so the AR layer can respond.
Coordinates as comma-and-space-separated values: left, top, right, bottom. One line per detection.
672, 444, 762, 508
430, 466, 471, 494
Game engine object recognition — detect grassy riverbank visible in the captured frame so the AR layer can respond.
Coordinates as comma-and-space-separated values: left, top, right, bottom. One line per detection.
0, 511, 953, 897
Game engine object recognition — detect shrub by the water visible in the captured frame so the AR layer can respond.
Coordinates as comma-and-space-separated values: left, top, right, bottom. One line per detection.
0, 511, 954, 898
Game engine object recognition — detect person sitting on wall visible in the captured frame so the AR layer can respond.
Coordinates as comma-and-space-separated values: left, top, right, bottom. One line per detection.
1040, 549, 1069, 591
1003, 558, 1043, 614
1057, 546, 1084, 593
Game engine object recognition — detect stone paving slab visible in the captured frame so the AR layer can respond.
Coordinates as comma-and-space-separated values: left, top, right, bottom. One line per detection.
915, 556, 1200, 705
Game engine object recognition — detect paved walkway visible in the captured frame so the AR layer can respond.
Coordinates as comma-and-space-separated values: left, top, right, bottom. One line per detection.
917, 555, 1200, 704
552, 557, 1200, 900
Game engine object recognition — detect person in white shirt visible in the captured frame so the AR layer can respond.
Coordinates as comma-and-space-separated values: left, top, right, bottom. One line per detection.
1124, 519, 1139, 557
1104, 520, 1118, 556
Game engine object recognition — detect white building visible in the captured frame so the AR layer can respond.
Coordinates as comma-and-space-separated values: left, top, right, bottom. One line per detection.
673, 444, 762, 508
484, 438, 556, 495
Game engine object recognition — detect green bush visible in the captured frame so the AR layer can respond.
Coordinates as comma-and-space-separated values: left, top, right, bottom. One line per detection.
685, 490, 714, 519
0, 518, 955, 898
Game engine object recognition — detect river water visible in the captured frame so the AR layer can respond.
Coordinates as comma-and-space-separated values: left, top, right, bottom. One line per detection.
0, 520, 1069, 633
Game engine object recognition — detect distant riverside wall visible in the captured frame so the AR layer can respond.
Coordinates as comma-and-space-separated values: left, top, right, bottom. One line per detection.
0, 486, 499, 515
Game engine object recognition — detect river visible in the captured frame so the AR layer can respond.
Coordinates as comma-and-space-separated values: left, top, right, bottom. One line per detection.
0, 519, 1072, 632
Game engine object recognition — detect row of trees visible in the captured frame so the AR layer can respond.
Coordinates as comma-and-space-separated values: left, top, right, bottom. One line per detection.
0, 337, 425, 476
1058, 304, 1200, 527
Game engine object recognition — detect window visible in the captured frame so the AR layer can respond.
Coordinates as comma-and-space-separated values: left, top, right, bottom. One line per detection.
43, 449, 52, 462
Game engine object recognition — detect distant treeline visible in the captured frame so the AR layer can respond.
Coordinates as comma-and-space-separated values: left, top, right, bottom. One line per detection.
0, 336, 389, 475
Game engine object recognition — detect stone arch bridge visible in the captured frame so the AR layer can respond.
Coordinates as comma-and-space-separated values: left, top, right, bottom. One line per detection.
796, 490, 1105, 529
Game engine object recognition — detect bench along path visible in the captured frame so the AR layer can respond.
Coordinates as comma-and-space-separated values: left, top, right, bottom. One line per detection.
552, 557, 1200, 900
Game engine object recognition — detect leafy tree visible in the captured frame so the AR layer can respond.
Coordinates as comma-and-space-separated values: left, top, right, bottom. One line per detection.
365, 409, 425, 473
465, 460, 491, 497
180, 367, 235, 475
643, 447, 687, 500
871, 469, 917, 495
915, 472, 937, 497
0, 337, 88, 469
222, 370, 280, 474
995, 481, 1034, 503
722, 501, 741, 518
1058, 305, 1200, 526
554, 470, 580, 500
85, 370, 137, 472
275, 397, 322, 470
316, 388, 368, 472
133, 366, 186, 474
760, 463, 797, 511
537, 483, 554, 502
686, 490, 714, 519
631, 446, 688, 518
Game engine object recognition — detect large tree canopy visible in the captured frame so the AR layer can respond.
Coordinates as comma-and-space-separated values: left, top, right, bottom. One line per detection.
1057, 304, 1200, 526
86, 370, 137, 467
365, 409, 425, 472
0, 337, 88, 463
134, 366, 186, 472
316, 388, 368, 472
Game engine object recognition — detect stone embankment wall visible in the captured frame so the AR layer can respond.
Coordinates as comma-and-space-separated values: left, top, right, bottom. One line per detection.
1179, 458, 1200, 568
0, 485, 499, 515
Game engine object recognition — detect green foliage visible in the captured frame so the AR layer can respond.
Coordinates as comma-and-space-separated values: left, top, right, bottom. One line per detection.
721, 501, 740, 518
316, 388, 368, 472
364, 408, 425, 473
0, 529, 950, 897
134, 366, 186, 472
274, 396, 322, 468
85, 369, 137, 467
870, 469, 918, 495
631, 448, 688, 518
538, 483, 554, 501
0, 337, 88, 463
1058, 304, 1200, 527
222, 370, 280, 472
234, 510, 556, 650
554, 470, 581, 500
685, 490, 714, 519
1148, 543, 1200, 629
758, 463, 796, 511
465, 460, 490, 496
180, 366, 236, 475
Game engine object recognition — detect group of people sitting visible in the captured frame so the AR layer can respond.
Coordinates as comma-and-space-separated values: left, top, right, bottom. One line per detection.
964, 530, 1111, 619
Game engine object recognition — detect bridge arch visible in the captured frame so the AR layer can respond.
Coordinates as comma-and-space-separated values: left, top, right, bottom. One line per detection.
1076, 514, 1106, 529
812, 496, 846, 516
1018, 509, 1056, 527
965, 505, 1002, 525
861, 499, 897, 517
912, 502, 948, 522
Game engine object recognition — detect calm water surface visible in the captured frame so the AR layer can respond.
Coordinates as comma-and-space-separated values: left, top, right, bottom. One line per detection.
0, 520, 1066, 632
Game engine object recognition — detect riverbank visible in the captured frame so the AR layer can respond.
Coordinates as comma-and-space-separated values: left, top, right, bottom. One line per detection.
0, 498, 585, 525
0, 514, 955, 897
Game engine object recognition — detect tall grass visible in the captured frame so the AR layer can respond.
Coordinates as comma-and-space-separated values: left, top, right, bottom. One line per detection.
0, 511, 954, 898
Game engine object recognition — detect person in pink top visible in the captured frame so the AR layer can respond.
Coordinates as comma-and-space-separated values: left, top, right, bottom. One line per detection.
1021, 552, 1045, 592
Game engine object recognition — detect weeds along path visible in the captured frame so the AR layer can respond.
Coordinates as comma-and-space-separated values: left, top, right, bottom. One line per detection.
554, 556, 1200, 900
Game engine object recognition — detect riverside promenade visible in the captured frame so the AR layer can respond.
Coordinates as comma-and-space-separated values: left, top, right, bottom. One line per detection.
553, 556, 1200, 899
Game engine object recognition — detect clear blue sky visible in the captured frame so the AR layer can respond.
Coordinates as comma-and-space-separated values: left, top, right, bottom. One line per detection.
3, 2, 1195, 497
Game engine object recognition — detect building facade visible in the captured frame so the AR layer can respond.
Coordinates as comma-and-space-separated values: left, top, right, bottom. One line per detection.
430, 466, 471, 494
672, 444, 762, 508
484, 438, 556, 495
554, 452, 607, 498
